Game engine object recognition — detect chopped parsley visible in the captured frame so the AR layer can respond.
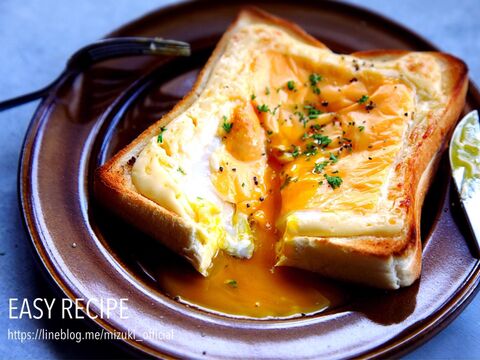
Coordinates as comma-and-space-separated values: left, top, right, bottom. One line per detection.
257, 104, 270, 112
304, 143, 318, 157
309, 73, 323, 86
304, 105, 323, 120
271, 104, 281, 115
177, 167, 186, 175
222, 116, 233, 133
329, 152, 338, 163
324, 174, 343, 189
358, 95, 369, 104
358, 125, 365, 132
225, 279, 238, 288
295, 111, 307, 127
313, 161, 329, 174
280, 174, 296, 189
156, 127, 167, 143
309, 73, 322, 95
251, 94, 256, 100
312, 134, 331, 147
291, 145, 301, 158
287, 80, 296, 91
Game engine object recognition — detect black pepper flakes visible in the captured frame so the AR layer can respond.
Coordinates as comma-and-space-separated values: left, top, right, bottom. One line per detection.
259, 197, 265, 202
127, 156, 136, 166
365, 101, 375, 111
219, 166, 224, 172
253, 176, 259, 185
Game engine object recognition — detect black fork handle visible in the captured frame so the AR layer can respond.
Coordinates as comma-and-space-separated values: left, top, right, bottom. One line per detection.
0, 37, 190, 112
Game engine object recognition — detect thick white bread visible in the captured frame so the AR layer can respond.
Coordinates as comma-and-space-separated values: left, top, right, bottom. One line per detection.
95, 8, 468, 287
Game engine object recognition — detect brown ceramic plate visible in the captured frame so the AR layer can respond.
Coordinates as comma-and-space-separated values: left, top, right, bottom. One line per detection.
19, 0, 480, 358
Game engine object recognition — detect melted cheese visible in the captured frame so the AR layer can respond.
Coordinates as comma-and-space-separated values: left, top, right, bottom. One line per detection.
131, 20, 444, 317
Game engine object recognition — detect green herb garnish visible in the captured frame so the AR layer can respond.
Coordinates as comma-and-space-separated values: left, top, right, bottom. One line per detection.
271, 104, 281, 115
225, 279, 238, 288
304, 143, 318, 157
177, 167, 186, 175
358, 95, 369, 104
157, 127, 167, 143
324, 174, 343, 189
222, 116, 233, 133
312, 134, 331, 147
287, 80, 296, 91
280, 174, 294, 190
358, 125, 365, 132
291, 145, 301, 158
295, 111, 307, 127
257, 104, 270, 112
329, 152, 338, 163
309, 73, 323, 86
313, 161, 329, 174
309, 73, 322, 95
304, 105, 323, 120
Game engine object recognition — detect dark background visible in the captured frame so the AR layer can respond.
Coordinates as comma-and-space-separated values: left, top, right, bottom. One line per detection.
0, 0, 478, 358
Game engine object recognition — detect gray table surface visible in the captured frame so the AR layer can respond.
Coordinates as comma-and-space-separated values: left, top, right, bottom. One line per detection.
0, 0, 478, 359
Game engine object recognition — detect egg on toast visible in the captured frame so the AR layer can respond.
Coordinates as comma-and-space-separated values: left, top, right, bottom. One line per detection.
95, 8, 468, 291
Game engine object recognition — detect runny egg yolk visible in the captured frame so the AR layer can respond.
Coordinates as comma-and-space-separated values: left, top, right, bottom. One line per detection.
157, 51, 415, 318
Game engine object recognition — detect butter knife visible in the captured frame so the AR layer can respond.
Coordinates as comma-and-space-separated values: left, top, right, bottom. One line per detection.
449, 110, 480, 258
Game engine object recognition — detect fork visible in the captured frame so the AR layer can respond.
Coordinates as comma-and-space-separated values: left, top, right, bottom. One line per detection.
0, 37, 190, 111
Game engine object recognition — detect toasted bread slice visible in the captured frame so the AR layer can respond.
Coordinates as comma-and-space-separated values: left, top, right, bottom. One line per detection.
95, 8, 468, 288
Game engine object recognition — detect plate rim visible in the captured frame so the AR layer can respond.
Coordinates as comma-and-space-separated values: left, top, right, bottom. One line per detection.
18, 0, 480, 358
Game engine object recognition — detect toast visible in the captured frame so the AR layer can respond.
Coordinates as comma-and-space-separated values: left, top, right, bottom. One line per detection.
95, 8, 468, 288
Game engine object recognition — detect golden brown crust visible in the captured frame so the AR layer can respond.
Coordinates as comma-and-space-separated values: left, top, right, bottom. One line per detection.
239, 7, 327, 49
95, 7, 468, 287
